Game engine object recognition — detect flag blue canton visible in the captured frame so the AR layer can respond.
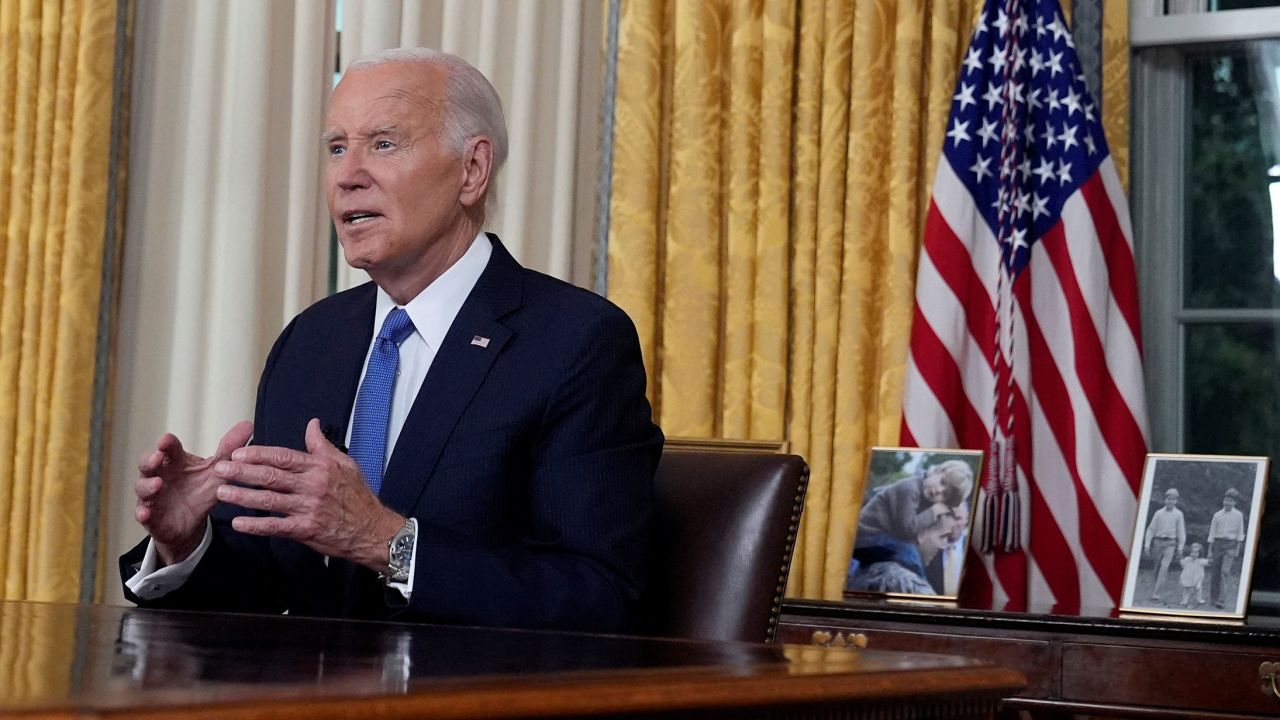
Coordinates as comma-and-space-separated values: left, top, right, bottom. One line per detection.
943, 0, 1109, 275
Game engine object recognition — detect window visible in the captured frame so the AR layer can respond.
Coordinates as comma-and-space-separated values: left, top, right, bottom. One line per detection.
1133, 7, 1280, 609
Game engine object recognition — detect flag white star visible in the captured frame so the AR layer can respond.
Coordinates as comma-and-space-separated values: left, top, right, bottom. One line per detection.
1032, 193, 1050, 220
1024, 123, 1036, 145
1018, 157, 1032, 182
1029, 49, 1045, 76
1047, 88, 1061, 112
963, 46, 983, 74
1049, 16, 1069, 43
970, 154, 993, 183
1042, 125, 1058, 149
1014, 13, 1029, 35
977, 117, 999, 147
1035, 16, 1048, 37
990, 46, 1009, 74
1048, 50, 1064, 77
1014, 191, 1031, 217
1010, 81, 1025, 106
1063, 86, 1082, 116
947, 118, 971, 147
1033, 158, 1056, 185
993, 9, 1010, 34
1013, 47, 1028, 72
1011, 226, 1029, 250
983, 83, 1004, 108
1057, 159, 1073, 185
974, 13, 988, 36
1084, 101, 1096, 122
1059, 123, 1079, 151
954, 82, 977, 111
1084, 134, 1097, 155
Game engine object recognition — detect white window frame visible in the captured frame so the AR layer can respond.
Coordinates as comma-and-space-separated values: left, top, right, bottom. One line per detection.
1131, 6, 1280, 608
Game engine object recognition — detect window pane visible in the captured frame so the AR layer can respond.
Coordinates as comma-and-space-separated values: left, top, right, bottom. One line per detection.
1184, 45, 1280, 309
1183, 322, 1280, 600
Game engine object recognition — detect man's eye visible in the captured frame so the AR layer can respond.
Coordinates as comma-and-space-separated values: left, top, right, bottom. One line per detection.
375, 140, 394, 150
329, 145, 346, 157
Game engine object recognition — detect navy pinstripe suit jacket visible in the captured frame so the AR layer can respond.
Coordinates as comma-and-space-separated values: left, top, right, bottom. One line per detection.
122, 236, 662, 633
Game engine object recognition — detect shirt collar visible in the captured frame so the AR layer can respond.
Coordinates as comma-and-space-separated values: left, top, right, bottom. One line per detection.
372, 233, 492, 350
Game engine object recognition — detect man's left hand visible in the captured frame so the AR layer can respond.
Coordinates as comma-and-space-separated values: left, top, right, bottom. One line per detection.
213, 418, 404, 571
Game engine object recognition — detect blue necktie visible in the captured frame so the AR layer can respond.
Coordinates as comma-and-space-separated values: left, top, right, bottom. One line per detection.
349, 307, 415, 494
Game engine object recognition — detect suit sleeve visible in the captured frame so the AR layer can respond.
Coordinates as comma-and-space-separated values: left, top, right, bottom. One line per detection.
400, 306, 661, 633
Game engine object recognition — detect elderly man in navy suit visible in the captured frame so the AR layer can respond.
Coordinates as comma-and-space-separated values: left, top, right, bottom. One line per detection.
121, 48, 662, 633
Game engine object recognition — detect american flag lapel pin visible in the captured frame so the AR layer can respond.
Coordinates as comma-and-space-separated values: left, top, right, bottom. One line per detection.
471, 335, 490, 348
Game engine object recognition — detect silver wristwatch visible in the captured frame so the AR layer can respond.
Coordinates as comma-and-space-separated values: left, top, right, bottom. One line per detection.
379, 519, 416, 585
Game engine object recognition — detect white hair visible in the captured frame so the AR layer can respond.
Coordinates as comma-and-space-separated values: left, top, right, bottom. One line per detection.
346, 48, 509, 208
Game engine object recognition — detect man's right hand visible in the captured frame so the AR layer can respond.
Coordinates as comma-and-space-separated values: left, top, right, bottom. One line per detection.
134, 421, 254, 566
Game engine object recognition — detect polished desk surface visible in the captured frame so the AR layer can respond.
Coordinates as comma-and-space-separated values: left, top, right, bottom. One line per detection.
0, 601, 1024, 720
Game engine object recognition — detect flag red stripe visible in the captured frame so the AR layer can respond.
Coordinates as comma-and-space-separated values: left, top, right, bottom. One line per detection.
1037, 223, 1146, 492
922, 202, 998, 369
908, 307, 992, 450
1013, 376, 1081, 606
1017, 273, 1129, 603
1079, 173, 1142, 354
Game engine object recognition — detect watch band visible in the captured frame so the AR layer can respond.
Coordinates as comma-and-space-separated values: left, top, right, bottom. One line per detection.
378, 518, 416, 585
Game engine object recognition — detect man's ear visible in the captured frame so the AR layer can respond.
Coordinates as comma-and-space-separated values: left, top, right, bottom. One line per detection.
459, 136, 493, 209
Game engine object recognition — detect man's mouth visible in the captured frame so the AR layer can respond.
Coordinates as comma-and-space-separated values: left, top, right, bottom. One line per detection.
342, 210, 382, 225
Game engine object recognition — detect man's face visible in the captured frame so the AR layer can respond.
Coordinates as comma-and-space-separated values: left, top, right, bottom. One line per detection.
1224, 496, 1236, 510
323, 63, 470, 286
1164, 495, 1177, 508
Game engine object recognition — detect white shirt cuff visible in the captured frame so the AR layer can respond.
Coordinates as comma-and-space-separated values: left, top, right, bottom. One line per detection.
125, 519, 213, 600
386, 517, 418, 601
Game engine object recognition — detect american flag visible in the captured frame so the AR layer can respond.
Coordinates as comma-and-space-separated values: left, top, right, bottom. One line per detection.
901, 0, 1148, 610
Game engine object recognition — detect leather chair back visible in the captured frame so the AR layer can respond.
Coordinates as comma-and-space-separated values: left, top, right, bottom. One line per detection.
640, 449, 809, 643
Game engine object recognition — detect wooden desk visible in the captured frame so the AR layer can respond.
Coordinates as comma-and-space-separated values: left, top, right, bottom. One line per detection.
0, 601, 1021, 720
780, 598, 1280, 719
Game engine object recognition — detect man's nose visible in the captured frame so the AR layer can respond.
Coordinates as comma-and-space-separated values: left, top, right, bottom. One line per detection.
332, 155, 372, 191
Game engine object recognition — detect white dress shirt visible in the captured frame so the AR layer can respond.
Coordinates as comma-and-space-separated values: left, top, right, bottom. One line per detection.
128, 234, 492, 602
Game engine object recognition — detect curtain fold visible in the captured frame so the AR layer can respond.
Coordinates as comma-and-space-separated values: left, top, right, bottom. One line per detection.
609, 0, 1129, 599
337, 0, 600, 290
103, 0, 334, 605
0, 0, 127, 602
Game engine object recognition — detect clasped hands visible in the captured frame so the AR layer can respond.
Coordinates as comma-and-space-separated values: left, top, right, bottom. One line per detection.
135, 418, 404, 572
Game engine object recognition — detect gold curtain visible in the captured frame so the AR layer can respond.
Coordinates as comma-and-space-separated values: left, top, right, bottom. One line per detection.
0, 0, 129, 602
607, 0, 1129, 600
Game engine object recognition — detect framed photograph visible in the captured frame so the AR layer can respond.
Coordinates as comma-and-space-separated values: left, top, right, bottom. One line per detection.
843, 447, 983, 601
1120, 453, 1269, 620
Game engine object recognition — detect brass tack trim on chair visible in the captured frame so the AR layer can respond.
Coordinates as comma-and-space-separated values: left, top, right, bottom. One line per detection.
766, 463, 810, 643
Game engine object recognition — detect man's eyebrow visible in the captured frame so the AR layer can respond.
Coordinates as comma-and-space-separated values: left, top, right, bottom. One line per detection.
321, 125, 403, 145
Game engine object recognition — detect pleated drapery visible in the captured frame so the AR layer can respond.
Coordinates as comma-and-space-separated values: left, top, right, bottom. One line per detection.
0, 0, 128, 602
103, 0, 335, 605
335, 0, 603, 290
606, 0, 1130, 599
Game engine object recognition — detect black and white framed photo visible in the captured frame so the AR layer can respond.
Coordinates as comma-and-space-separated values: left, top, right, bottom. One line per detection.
1120, 453, 1269, 620
843, 447, 983, 601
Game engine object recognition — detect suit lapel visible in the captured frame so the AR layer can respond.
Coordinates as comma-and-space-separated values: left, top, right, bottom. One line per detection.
318, 284, 378, 444
378, 235, 523, 516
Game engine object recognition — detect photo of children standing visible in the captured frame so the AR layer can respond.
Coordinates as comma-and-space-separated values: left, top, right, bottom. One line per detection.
1121, 454, 1269, 619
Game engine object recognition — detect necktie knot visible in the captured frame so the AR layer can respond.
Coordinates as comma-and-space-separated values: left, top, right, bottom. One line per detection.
379, 307, 415, 345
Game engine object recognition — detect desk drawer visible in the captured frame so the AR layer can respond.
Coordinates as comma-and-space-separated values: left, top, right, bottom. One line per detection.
1062, 642, 1280, 715
778, 621, 1057, 698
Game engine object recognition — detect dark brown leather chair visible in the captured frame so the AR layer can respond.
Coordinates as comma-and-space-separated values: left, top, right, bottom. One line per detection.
640, 449, 809, 643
